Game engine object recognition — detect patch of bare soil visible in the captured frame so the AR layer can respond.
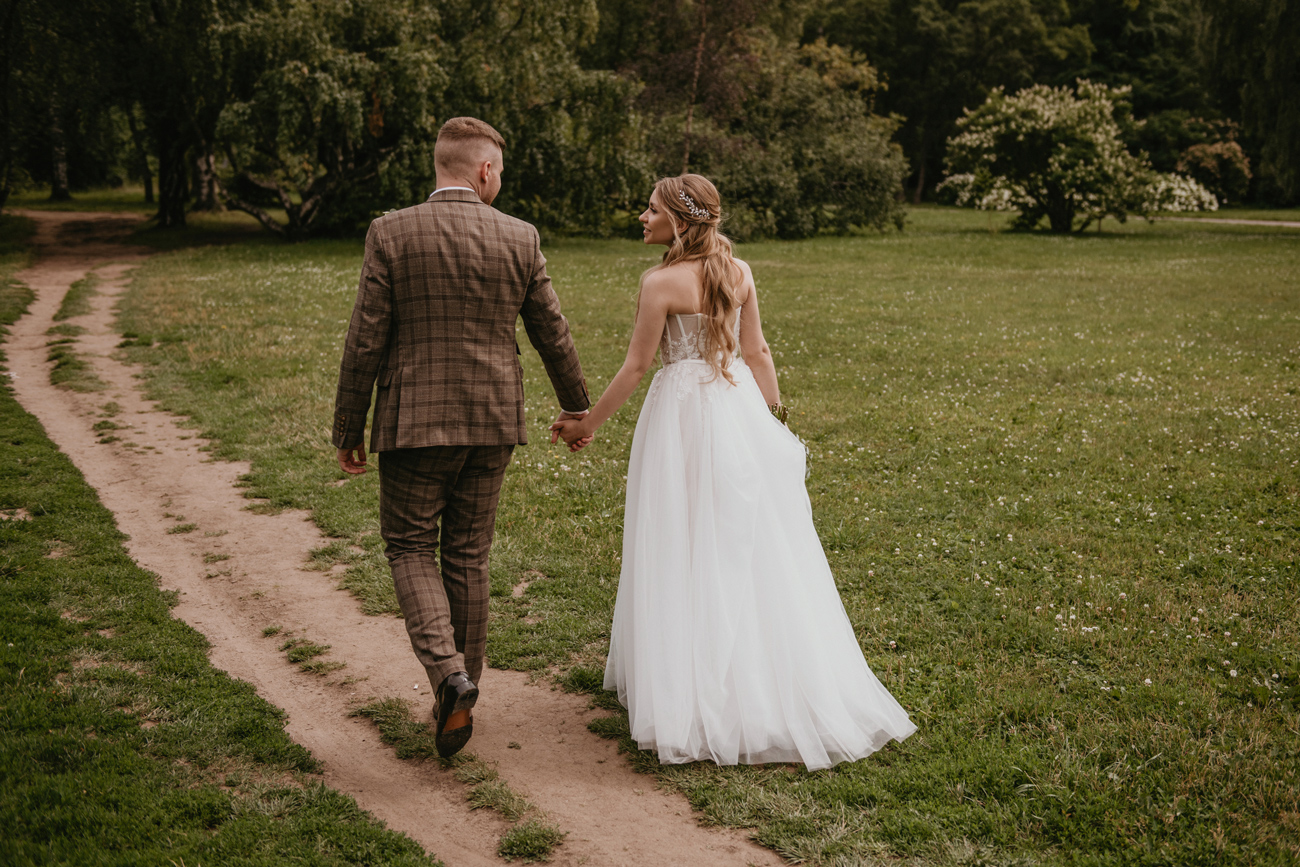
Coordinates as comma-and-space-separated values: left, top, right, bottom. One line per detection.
5, 210, 783, 867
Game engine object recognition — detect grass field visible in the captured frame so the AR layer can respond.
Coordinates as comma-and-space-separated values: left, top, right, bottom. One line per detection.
0, 215, 440, 867
112, 207, 1300, 865
5, 187, 158, 214
1157, 208, 1300, 223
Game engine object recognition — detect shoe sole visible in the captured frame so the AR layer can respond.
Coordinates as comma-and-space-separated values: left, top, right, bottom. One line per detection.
451, 684, 479, 716
435, 682, 479, 758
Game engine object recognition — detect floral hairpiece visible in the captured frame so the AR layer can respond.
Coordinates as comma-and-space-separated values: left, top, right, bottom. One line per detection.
678, 189, 711, 220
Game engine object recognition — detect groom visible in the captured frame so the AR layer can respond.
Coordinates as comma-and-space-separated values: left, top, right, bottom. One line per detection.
332, 116, 591, 757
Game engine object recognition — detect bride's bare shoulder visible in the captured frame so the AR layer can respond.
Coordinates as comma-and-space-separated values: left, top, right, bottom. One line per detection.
641, 262, 700, 301
645, 261, 698, 285
730, 257, 756, 299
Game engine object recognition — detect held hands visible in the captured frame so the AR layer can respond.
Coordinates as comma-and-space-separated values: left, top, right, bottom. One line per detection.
550, 409, 594, 452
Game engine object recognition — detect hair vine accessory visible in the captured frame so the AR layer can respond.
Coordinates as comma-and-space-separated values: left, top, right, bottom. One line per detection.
677, 189, 711, 220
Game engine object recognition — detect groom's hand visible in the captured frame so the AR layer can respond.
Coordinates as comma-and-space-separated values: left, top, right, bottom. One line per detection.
550, 410, 593, 451
551, 422, 593, 452
338, 444, 368, 475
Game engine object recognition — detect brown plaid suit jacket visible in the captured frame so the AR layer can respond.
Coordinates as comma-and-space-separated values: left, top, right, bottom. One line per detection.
332, 189, 589, 451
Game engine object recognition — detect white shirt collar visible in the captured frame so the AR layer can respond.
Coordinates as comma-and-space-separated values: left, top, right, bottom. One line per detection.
430, 185, 476, 197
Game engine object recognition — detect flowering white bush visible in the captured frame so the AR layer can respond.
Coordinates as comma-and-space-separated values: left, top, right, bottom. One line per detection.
1143, 173, 1219, 213
939, 80, 1217, 232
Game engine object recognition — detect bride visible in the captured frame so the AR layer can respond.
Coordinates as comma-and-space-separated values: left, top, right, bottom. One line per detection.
551, 174, 916, 770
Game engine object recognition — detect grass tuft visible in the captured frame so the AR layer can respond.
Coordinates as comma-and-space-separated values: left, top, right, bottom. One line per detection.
280, 638, 330, 664
46, 340, 106, 391
53, 272, 99, 321
350, 698, 442, 761
497, 819, 567, 863
467, 779, 532, 822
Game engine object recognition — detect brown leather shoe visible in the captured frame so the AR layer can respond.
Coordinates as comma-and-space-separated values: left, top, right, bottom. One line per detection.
434, 671, 478, 758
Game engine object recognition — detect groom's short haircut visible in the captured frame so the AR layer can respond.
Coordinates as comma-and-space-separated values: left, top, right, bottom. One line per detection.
435, 117, 506, 176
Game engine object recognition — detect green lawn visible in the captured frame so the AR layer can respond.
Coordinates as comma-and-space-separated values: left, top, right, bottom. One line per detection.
113, 207, 1299, 865
6, 186, 158, 213
1159, 207, 1300, 223
0, 215, 439, 867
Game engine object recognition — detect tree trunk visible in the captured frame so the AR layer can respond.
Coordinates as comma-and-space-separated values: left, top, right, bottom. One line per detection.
154, 121, 188, 228
49, 103, 71, 201
0, 0, 14, 213
912, 128, 927, 205
191, 147, 222, 211
1046, 198, 1074, 233
681, 6, 708, 175
126, 112, 153, 204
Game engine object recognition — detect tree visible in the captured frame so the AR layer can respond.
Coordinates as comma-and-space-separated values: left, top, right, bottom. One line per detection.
939, 79, 1216, 232
1199, 0, 1300, 202
806, 0, 1093, 202
694, 36, 908, 238
0, 0, 121, 208
582, 0, 908, 238
215, 0, 443, 238
110, 0, 246, 228
440, 0, 650, 235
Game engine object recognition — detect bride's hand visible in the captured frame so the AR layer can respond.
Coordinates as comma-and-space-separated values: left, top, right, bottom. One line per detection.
549, 417, 594, 451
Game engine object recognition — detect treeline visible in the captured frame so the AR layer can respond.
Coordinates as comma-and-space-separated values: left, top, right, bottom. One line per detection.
2, 0, 1295, 240
806, 0, 1298, 208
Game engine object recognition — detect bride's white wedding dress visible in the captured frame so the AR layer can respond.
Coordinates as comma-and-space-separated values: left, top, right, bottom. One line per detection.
604, 313, 917, 770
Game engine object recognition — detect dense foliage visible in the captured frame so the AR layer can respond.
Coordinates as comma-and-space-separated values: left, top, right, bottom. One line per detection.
808, 0, 1298, 204
2, 0, 1296, 234
940, 80, 1217, 232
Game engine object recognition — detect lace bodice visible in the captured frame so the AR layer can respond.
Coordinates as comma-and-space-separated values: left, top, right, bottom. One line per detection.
660, 312, 741, 365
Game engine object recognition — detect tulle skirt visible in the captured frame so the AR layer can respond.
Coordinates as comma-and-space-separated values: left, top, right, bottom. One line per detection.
604, 358, 917, 770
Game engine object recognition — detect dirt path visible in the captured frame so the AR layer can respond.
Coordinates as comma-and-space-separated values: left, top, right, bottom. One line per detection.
6, 210, 782, 867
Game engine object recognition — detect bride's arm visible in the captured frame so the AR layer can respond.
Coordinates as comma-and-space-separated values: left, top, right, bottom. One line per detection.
552, 276, 671, 441
736, 262, 781, 407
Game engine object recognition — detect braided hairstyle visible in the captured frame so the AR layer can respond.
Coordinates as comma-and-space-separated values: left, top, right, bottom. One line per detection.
643, 174, 743, 385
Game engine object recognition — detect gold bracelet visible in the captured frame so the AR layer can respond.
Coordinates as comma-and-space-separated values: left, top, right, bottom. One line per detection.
769, 402, 789, 424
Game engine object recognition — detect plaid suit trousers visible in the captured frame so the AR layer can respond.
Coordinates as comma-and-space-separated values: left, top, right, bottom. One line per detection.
379, 445, 514, 688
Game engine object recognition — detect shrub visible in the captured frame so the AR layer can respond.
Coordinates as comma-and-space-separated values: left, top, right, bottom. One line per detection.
657, 37, 908, 240
939, 80, 1216, 232
1177, 140, 1252, 204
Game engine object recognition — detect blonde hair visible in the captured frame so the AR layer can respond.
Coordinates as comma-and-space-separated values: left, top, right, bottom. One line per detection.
642, 174, 744, 385
434, 117, 506, 175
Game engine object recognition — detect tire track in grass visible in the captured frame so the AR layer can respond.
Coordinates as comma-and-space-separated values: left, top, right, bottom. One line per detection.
5, 210, 783, 867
